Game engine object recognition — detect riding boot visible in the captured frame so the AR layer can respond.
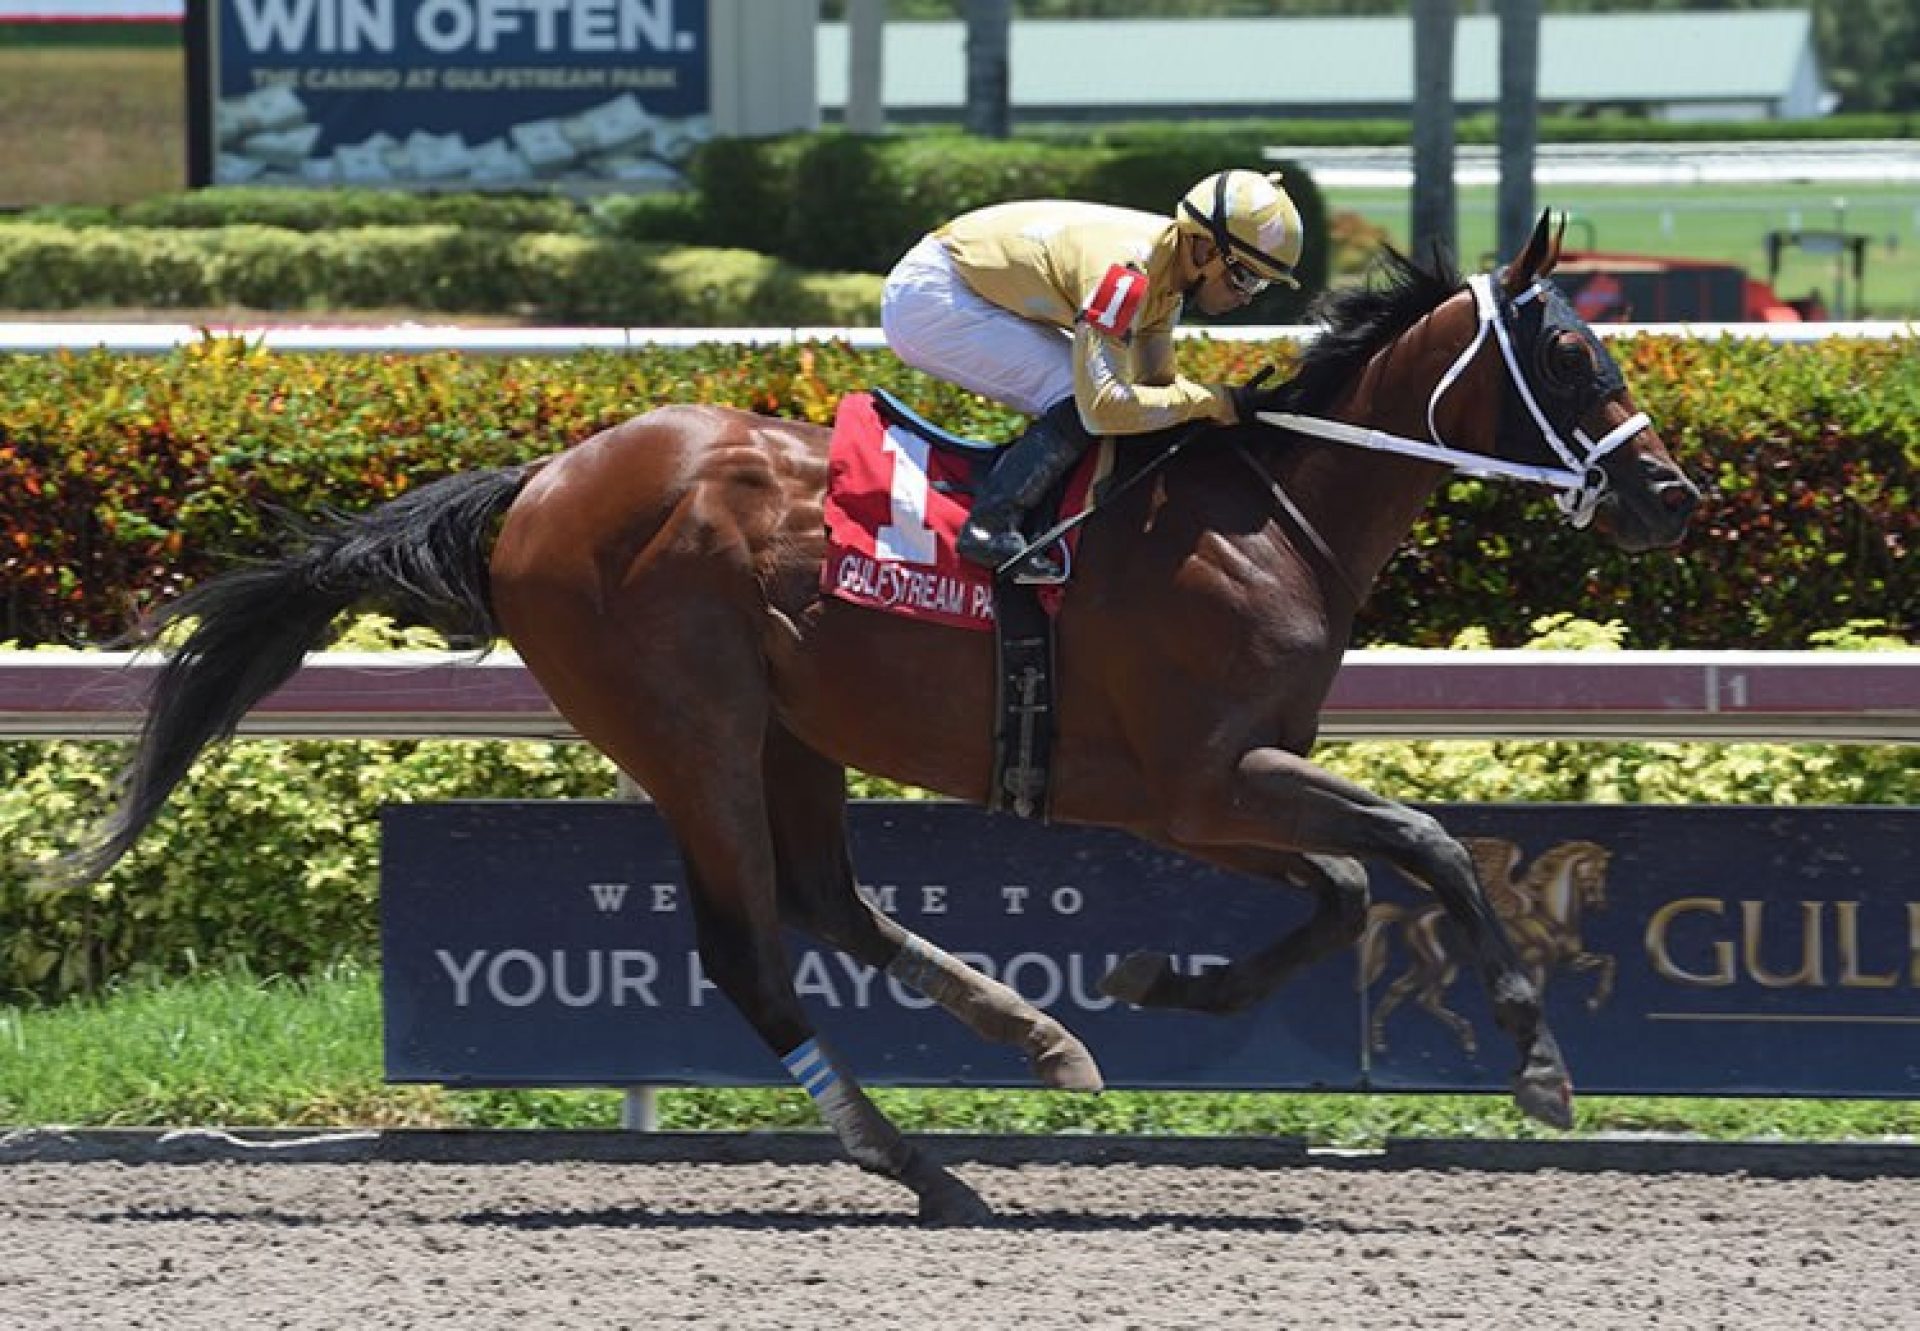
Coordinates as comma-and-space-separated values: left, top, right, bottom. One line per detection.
957, 398, 1095, 578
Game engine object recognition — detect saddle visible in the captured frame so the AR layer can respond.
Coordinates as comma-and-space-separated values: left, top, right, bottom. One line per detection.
821, 390, 1113, 820
821, 389, 1109, 629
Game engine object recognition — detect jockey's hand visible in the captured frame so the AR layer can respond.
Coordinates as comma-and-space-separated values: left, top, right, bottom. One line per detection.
1228, 367, 1286, 423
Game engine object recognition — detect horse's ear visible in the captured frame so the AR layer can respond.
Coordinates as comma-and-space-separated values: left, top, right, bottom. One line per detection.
1543, 212, 1567, 278
1502, 209, 1556, 295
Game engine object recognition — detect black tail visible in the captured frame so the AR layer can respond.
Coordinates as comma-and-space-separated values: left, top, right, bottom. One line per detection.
56, 466, 528, 886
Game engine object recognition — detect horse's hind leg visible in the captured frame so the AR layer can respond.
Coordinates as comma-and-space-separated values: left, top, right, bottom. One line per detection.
762, 724, 1102, 1091
1101, 850, 1369, 1015
501, 629, 988, 1222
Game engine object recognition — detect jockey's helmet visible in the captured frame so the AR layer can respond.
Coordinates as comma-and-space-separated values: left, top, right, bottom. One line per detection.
1175, 170, 1304, 289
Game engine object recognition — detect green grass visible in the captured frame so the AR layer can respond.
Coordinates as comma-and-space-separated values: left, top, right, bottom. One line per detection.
1328, 181, 1920, 319
1, 961, 1912, 1145
0, 22, 177, 49
0, 45, 184, 207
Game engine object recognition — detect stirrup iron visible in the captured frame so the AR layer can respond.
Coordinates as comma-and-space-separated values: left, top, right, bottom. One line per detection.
1002, 540, 1068, 586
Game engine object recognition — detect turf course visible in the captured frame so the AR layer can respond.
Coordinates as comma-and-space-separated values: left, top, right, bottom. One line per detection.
1, 963, 1913, 1142
1328, 181, 1920, 319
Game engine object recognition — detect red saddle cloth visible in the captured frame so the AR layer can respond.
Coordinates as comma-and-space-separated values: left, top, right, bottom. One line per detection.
822, 392, 1103, 631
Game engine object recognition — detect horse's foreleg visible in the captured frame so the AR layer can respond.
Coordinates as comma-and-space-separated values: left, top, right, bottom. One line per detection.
763, 725, 1101, 1091
1169, 746, 1572, 1128
1569, 951, 1616, 1010
1100, 850, 1369, 1015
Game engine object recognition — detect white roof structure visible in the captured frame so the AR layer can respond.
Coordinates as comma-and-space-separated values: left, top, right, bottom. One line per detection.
818, 11, 1832, 124
0, 1, 180, 16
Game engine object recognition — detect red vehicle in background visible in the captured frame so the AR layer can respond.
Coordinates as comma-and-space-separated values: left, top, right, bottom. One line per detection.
1553, 252, 1827, 323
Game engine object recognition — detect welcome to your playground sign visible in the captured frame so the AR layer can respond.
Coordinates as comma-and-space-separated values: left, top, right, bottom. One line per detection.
382, 801, 1919, 1100
185, 0, 712, 190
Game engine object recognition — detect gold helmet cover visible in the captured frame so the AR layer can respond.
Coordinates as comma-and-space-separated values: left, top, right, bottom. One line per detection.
1176, 169, 1304, 289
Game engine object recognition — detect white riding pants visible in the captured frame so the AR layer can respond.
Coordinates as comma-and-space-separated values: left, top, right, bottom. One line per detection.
880, 234, 1075, 418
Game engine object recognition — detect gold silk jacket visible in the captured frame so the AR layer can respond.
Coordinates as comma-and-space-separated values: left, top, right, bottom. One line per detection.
935, 200, 1237, 436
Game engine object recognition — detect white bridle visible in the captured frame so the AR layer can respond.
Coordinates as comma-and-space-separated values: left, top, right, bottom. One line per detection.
1258, 272, 1653, 528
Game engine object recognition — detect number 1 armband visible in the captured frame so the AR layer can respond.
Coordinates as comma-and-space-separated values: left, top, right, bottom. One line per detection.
1080, 264, 1148, 341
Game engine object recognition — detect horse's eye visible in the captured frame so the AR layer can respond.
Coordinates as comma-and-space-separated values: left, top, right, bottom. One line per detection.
1546, 333, 1591, 381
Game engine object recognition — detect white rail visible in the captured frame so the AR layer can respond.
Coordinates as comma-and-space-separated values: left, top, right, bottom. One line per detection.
1, 650, 1913, 744
2, 322, 1913, 357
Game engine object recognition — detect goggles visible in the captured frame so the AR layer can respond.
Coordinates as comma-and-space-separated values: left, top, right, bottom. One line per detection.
1221, 254, 1271, 298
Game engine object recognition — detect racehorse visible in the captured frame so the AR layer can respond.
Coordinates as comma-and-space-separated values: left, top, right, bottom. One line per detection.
1361, 838, 1616, 1055
59, 213, 1698, 1224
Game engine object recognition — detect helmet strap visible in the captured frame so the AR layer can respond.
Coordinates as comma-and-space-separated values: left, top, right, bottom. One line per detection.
1211, 171, 1236, 257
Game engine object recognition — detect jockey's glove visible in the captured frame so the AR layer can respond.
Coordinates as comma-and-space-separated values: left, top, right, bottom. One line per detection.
1228, 366, 1287, 423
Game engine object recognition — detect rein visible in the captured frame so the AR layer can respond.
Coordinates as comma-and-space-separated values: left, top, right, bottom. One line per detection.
1012, 419, 1369, 610
995, 421, 1210, 579
1230, 441, 1368, 609
1258, 273, 1652, 529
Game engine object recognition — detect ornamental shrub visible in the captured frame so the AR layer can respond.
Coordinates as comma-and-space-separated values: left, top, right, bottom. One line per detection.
0, 133, 1333, 321
690, 130, 1327, 322
42, 186, 586, 235
0, 632, 621, 1002
0, 337, 1908, 650
0, 224, 882, 324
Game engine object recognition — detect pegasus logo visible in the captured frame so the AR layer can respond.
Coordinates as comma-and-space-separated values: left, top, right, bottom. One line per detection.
1360, 838, 1615, 1055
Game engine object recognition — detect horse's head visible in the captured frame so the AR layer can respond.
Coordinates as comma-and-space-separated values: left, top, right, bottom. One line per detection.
1263, 218, 1699, 562
1483, 212, 1701, 552
1567, 841, 1612, 911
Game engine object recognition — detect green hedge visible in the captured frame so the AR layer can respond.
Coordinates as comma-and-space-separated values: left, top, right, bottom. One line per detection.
0, 337, 1910, 652
691, 129, 1328, 322
0, 223, 882, 324
3, 133, 1330, 323
119, 187, 585, 235
0, 620, 622, 1000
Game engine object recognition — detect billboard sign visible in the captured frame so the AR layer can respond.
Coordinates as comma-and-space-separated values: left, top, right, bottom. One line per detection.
193, 0, 711, 189
381, 801, 1919, 1098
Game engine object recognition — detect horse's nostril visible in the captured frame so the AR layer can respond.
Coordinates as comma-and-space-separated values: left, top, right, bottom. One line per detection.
1658, 479, 1699, 516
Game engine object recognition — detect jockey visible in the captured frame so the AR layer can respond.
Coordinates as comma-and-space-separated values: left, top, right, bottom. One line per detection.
881, 169, 1306, 576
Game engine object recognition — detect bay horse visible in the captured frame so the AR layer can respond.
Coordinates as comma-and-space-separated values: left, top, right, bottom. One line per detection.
60, 213, 1698, 1224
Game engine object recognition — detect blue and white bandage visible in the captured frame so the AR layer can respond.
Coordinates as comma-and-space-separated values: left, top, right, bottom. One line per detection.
782, 1038, 841, 1102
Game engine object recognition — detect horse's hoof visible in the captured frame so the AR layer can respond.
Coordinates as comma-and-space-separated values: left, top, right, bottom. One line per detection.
917, 1177, 995, 1227
1099, 951, 1172, 1006
1032, 1031, 1104, 1092
1513, 1074, 1575, 1130
1511, 1032, 1575, 1130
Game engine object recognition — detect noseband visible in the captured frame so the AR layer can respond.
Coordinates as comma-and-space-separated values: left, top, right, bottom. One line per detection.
1261, 273, 1653, 528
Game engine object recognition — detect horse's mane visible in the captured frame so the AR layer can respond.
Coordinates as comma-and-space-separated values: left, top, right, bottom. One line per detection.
1275, 246, 1463, 414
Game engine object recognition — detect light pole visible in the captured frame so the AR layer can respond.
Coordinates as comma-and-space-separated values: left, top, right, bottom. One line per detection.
1833, 198, 1848, 319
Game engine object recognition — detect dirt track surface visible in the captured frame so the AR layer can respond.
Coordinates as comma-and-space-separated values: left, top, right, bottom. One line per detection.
2, 1141, 1915, 1330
